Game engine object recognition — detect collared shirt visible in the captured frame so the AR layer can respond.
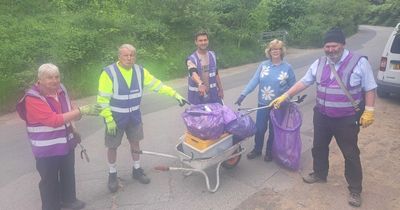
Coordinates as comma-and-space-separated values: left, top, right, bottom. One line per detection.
300, 49, 377, 91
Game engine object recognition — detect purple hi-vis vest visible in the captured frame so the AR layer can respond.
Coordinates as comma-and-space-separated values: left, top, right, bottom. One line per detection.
16, 84, 76, 158
315, 52, 364, 118
103, 63, 144, 128
187, 51, 220, 105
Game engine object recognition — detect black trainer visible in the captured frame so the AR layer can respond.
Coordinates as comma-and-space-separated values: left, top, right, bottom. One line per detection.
302, 172, 327, 184
132, 167, 151, 184
246, 150, 261, 159
108, 172, 118, 193
264, 151, 273, 162
348, 192, 362, 207
61, 199, 85, 210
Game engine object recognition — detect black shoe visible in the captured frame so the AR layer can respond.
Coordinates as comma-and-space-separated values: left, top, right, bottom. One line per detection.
302, 172, 327, 184
132, 167, 151, 184
61, 199, 85, 210
348, 192, 362, 207
264, 154, 273, 162
246, 150, 261, 160
108, 172, 118, 193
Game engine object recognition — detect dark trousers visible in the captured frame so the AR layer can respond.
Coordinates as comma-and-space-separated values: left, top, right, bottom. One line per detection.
36, 150, 77, 210
253, 105, 274, 154
312, 108, 362, 193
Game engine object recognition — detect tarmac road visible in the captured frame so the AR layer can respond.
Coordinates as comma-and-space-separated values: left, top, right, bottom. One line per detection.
0, 25, 394, 210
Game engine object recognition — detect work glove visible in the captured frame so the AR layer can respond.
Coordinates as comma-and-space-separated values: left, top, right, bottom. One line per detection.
360, 107, 374, 128
269, 93, 289, 109
234, 95, 246, 106
79, 104, 102, 116
106, 119, 117, 136
174, 93, 190, 107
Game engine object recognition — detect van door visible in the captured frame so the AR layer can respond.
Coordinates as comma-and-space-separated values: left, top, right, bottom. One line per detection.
382, 33, 400, 84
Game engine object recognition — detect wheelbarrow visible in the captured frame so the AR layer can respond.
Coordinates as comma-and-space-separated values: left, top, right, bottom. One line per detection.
135, 134, 245, 193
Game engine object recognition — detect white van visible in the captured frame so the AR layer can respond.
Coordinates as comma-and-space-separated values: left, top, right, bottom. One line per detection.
377, 23, 400, 97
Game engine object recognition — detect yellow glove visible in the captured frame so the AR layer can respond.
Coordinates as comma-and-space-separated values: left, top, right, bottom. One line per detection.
174, 93, 190, 106
79, 104, 102, 116
269, 93, 289, 109
360, 107, 374, 128
105, 117, 117, 136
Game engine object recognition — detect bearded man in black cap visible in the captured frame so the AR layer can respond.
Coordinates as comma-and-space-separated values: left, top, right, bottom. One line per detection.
269, 27, 377, 207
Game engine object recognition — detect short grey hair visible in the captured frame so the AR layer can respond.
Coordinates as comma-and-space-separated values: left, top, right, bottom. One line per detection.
38, 63, 59, 79
118, 44, 136, 55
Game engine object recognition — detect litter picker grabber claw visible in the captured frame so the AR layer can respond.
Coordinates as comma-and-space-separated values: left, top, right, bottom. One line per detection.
237, 94, 307, 115
79, 143, 90, 162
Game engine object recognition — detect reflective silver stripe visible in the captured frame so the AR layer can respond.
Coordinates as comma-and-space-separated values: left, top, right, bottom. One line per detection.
147, 77, 157, 88
190, 55, 198, 66
98, 91, 112, 98
27, 125, 67, 133
189, 83, 217, 91
60, 84, 72, 111
31, 137, 67, 147
209, 72, 216, 77
317, 98, 360, 108
318, 86, 361, 94
112, 92, 141, 100
98, 103, 110, 108
134, 64, 143, 93
153, 82, 163, 92
109, 66, 120, 98
110, 105, 140, 113
188, 86, 198, 91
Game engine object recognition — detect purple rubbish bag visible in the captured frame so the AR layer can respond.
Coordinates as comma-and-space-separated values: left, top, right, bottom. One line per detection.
270, 103, 302, 170
226, 112, 256, 139
181, 103, 225, 139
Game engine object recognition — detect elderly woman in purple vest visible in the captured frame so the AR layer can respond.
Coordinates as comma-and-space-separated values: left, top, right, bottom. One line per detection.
16, 63, 101, 210
186, 30, 224, 105
235, 39, 296, 162
270, 27, 377, 207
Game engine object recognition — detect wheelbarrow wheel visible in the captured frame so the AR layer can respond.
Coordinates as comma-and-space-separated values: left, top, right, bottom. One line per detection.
222, 145, 242, 169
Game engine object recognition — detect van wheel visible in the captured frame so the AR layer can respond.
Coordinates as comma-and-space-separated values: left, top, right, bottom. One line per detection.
377, 86, 390, 98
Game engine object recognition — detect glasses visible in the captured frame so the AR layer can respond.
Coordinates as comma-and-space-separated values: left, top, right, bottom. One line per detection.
271, 48, 281, 51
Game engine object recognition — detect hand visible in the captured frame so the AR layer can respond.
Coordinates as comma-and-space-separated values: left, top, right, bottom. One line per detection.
79, 104, 102, 116
234, 95, 246, 106
106, 120, 117, 136
360, 108, 374, 128
269, 93, 289, 109
175, 93, 190, 106
218, 88, 224, 99
198, 83, 207, 96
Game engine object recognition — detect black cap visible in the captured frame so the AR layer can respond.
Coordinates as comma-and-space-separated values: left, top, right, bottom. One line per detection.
323, 27, 346, 45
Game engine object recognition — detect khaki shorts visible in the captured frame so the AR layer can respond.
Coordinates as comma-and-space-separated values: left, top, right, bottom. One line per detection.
105, 123, 144, 149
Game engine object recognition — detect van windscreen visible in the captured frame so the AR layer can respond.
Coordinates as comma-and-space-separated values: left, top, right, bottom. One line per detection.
390, 34, 400, 54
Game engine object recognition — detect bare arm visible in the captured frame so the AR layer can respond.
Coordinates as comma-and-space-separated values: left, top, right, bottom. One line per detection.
286, 81, 309, 98
364, 89, 376, 108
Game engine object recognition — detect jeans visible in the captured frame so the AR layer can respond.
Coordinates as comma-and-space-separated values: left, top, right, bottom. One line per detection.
253, 104, 274, 154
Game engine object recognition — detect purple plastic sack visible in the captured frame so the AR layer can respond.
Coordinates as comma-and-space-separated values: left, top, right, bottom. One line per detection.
226, 112, 256, 139
182, 103, 232, 139
271, 102, 302, 170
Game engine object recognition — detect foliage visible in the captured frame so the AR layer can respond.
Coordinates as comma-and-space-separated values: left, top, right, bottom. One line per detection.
0, 0, 395, 114
364, 0, 400, 26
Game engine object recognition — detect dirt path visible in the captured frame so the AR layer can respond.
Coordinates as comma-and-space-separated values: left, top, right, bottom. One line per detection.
235, 95, 400, 210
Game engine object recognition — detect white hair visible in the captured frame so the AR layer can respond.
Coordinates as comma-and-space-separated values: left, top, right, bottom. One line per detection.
118, 44, 136, 55
38, 63, 60, 79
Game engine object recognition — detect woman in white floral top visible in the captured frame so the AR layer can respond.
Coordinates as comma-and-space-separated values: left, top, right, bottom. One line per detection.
235, 39, 296, 161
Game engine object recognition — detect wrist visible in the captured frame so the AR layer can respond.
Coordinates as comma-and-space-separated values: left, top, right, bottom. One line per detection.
198, 81, 204, 87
